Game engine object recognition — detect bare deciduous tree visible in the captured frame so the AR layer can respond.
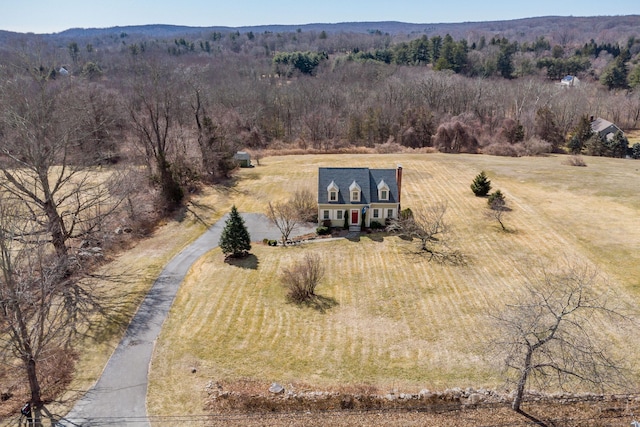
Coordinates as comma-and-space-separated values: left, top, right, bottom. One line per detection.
433, 120, 478, 153
251, 149, 264, 166
490, 261, 632, 426
0, 70, 126, 263
388, 202, 463, 263
485, 190, 510, 231
0, 195, 125, 422
0, 200, 76, 409
191, 81, 238, 183
290, 188, 317, 223
128, 59, 185, 211
267, 201, 300, 246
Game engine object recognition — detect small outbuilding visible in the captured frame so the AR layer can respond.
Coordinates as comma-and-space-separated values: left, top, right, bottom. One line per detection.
560, 75, 579, 86
233, 151, 252, 168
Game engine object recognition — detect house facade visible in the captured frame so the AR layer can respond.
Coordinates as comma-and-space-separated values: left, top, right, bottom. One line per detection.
317, 166, 402, 230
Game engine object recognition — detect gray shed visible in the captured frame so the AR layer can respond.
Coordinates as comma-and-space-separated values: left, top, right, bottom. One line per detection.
233, 151, 252, 167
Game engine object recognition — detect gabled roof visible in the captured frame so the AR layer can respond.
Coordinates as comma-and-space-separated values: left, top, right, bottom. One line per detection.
590, 117, 622, 141
590, 118, 618, 134
318, 167, 399, 204
348, 180, 362, 192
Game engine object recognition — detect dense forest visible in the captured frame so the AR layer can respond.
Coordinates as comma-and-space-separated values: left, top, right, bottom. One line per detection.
1, 16, 640, 216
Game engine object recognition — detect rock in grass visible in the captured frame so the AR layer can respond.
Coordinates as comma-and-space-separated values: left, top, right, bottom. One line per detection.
269, 383, 285, 394
466, 393, 484, 405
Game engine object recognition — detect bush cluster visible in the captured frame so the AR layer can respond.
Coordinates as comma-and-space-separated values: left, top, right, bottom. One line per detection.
316, 226, 331, 236
281, 254, 324, 304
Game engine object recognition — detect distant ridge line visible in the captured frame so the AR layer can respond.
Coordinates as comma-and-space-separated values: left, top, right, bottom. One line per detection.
1, 15, 638, 40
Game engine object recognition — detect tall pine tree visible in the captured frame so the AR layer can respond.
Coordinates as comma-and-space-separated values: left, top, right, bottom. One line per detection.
219, 205, 251, 258
471, 171, 492, 197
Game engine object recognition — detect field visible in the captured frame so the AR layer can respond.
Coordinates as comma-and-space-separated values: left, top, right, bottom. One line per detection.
626, 129, 640, 144
144, 153, 640, 421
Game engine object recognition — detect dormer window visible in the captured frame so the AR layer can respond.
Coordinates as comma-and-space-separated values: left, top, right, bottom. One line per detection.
349, 180, 361, 202
377, 179, 390, 201
327, 181, 339, 202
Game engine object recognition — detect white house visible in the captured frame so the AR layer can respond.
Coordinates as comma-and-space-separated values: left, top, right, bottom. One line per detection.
317, 166, 402, 231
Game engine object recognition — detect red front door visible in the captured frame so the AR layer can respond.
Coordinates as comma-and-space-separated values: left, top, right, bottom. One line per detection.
351, 210, 359, 225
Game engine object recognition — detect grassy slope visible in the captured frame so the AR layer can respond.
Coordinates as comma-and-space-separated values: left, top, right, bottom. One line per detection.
147, 153, 640, 417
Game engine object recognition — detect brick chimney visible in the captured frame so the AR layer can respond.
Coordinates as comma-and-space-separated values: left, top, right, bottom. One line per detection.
396, 165, 403, 209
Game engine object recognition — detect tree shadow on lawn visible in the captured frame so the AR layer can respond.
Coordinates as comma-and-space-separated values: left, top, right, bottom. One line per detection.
173, 200, 217, 226
301, 295, 339, 314
495, 225, 520, 235
346, 234, 360, 243
225, 254, 259, 270
362, 231, 386, 243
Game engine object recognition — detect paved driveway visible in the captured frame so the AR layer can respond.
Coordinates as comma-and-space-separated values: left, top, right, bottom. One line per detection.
58, 214, 316, 426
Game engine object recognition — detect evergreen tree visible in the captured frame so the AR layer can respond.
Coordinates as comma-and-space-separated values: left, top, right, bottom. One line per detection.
607, 131, 629, 158
219, 205, 251, 258
535, 107, 564, 151
497, 44, 516, 79
430, 35, 442, 63
584, 134, 606, 156
600, 56, 628, 90
568, 115, 593, 154
471, 171, 492, 197
488, 190, 506, 208
628, 65, 640, 88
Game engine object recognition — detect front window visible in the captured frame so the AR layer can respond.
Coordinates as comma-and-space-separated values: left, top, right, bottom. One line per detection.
387, 209, 394, 218
373, 209, 379, 218
380, 190, 388, 200
351, 191, 360, 202
323, 210, 330, 220
330, 191, 337, 201
336, 210, 343, 220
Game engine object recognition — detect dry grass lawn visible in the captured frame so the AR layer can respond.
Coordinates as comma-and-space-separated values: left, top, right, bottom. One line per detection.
147, 153, 640, 420
626, 129, 640, 144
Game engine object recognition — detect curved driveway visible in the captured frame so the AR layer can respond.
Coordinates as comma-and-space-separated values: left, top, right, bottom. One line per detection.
59, 213, 316, 426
